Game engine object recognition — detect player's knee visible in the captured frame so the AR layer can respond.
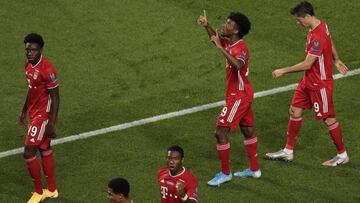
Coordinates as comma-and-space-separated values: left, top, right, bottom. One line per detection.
215, 129, 228, 143
324, 117, 337, 125
240, 126, 254, 138
289, 106, 302, 118
23, 146, 37, 159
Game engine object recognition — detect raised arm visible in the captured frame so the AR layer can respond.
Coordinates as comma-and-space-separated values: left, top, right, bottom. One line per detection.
197, 10, 217, 38
210, 31, 244, 70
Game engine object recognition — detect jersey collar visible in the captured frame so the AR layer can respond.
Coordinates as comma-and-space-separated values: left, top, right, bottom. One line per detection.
168, 167, 186, 177
229, 39, 243, 47
31, 55, 43, 68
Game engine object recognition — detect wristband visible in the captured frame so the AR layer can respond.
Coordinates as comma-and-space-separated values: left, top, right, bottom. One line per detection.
181, 194, 188, 202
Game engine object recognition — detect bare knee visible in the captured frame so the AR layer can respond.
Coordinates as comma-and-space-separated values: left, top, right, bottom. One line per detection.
215, 127, 229, 144
240, 126, 254, 138
289, 106, 302, 118
23, 146, 38, 159
324, 117, 337, 126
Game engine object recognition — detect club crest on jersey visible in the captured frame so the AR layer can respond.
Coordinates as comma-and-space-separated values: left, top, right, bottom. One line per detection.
33, 71, 39, 80
50, 73, 57, 83
310, 40, 320, 52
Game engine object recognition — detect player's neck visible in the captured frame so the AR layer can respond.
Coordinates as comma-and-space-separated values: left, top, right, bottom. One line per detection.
30, 55, 42, 67
229, 35, 241, 45
170, 166, 185, 176
309, 17, 321, 30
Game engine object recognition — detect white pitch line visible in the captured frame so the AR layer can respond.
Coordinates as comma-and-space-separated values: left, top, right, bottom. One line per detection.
1, 69, 359, 159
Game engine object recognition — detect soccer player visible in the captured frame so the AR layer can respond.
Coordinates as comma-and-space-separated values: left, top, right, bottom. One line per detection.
265, 1, 350, 166
19, 33, 60, 203
197, 10, 261, 187
158, 146, 198, 203
107, 178, 133, 203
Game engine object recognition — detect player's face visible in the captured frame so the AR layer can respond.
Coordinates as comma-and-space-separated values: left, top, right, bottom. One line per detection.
107, 188, 122, 203
25, 42, 42, 65
166, 150, 184, 175
221, 19, 238, 37
294, 15, 311, 28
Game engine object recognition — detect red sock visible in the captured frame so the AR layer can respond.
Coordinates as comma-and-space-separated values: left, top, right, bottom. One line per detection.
244, 135, 259, 171
217, 142, 230, 175
327, 122, 346, 154
25, 156, 43, 194
41, 150, 57, 192
285, 116, 302, 150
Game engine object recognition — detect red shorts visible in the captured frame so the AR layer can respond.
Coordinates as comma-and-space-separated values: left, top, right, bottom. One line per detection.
291, 83, 335, 120
25, 116, 51, 150
216, 98, 254, 131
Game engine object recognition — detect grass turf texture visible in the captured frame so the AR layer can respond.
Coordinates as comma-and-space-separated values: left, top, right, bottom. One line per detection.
0, 0, 359, 202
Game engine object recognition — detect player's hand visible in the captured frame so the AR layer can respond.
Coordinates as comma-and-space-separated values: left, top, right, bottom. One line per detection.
334, 59, 348, 75
46, 123, 57, 138
197, 10, 208, 27
272, 69, 285, 78
175, 181, 186, 198
18, 112, 27, 128
210, 29, 222, 48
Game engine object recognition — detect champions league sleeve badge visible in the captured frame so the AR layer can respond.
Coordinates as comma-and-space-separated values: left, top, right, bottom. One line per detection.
50, 72, 57, 83
311, 40, 320, 52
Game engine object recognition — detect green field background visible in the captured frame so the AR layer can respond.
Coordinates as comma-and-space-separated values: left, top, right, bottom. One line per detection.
0, 0, 359, 202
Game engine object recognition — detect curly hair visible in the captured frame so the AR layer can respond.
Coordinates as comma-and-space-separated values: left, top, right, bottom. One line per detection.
24, 33, 44, 48
228, 12, 251, 39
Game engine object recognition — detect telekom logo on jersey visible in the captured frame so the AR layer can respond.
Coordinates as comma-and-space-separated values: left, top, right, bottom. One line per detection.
160, 186, 168, 199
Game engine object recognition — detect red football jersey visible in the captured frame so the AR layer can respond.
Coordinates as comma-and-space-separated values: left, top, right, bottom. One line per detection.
158, 167, 198, 203
223, 39, 254, 102
303, 20, 333, 89
25, 56, 59, 120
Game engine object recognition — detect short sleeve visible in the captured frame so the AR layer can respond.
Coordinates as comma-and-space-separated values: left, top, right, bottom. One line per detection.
186, 176, 199, 201
308, 36, 324, 57
44, 65, 59, 89
232, 47, 247, 64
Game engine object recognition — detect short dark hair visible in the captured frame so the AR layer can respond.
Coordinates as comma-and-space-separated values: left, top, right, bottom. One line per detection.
290, 1, 315, 17
108, 178, 130, 197
24, 33, 44, 48
228, 12, 251, 39
167, 145, 184, 158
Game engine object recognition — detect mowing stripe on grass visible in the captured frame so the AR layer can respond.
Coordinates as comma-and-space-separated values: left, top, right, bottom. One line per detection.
1, 69, 360, 159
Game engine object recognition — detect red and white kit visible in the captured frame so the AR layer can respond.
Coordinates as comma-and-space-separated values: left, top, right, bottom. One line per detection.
292, 20, 335, 120
216, 39, 254, 131
158, 167, 198, 203
24, 56, 59, 149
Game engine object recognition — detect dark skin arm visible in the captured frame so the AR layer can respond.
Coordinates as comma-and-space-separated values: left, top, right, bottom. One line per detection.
211, 33, 244, 70
176, 182, 196, 203
46, 86, 60, 138
198, 10, 244, 70
19, 91, 29, 128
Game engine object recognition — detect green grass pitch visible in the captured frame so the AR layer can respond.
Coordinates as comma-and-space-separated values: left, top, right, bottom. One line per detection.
0, 0, 359, 202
